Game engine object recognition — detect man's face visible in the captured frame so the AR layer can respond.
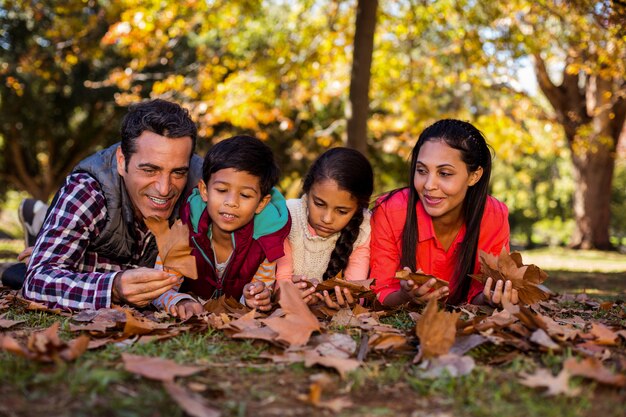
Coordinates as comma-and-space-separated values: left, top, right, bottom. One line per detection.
116, 131, 193, 221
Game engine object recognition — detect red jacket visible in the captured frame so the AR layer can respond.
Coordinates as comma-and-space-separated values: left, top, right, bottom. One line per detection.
180, 188, 291, 300
370, 189, 510, 303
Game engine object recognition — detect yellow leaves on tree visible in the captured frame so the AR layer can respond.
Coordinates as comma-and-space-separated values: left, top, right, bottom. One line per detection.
145, 217, 197, 279
415, 299, 460, 359
471, 248, 550, 304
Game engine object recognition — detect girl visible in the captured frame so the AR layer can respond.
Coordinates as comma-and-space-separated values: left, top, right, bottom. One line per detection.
370, 119, 519, 307
276, 147, 374, 308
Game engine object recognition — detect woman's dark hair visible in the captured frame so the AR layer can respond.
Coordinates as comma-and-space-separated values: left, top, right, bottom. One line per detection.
302, 147, 374, 280
120, 99, 197, 168
202, 135, 280, 196
400, 119, 492, 304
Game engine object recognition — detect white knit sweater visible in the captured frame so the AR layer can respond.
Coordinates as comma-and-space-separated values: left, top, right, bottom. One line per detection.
287, 196, 371, 281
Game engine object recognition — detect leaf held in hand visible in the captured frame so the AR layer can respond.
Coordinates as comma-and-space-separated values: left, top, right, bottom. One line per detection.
395, 270, 448, 290
471, 248, 550, 304
145, 217, 198, 279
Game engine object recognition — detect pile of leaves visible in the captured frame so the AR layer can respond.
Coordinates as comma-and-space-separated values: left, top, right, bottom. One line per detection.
1, 250, 626, 414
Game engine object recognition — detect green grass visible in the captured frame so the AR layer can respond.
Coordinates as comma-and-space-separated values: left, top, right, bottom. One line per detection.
521, 247, 626, 272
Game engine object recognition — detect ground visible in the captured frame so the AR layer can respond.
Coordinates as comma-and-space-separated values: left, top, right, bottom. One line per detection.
0, 246, 625, 417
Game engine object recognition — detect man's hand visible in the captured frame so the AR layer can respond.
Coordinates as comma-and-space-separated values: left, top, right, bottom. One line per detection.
170, 299, 204, 320
112, 268, 180, 308
243, 282, 273, 312
17, 246, 34, 263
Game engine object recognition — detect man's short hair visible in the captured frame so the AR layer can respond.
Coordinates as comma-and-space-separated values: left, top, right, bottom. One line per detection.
120, 99, 197, 168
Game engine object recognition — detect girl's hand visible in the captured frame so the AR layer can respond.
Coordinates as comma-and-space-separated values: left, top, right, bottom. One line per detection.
243, 282, 273, 311
400, 277, 449, 304
170, 299, 203, 320
319, 286, 355, 309
481, 277, 519, 307
291, 275, 319, 305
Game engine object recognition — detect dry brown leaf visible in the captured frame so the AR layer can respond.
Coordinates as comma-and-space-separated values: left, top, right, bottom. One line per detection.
0, 322, 89, 362
415, 299, 460, 359
395, 270, 449, 290
0, 313, 24, 329
163, 382, 221, 417
519, 368, 581, 397
145, 217, 197, 279
471, 248, 550, 304
261, 280, 321, 347
564, 357, 626, 387
368, 333, 408, 351
588, 323, 619, 345
303, 350, 361, 378
119, 307, 172, 337
417, 353, 475, 378
315, 278, 374, 300
122, 353, 205, 382
529, 329, 561, 351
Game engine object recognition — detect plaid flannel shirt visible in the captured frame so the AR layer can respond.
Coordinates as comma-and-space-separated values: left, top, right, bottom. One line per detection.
22, 173, 153, 310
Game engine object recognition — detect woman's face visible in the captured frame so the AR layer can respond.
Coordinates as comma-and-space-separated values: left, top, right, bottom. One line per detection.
413, 140, 482, 224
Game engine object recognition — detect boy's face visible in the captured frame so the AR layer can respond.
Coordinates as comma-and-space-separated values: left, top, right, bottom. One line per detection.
199, 168, 271, 237
116, 131, 192, 221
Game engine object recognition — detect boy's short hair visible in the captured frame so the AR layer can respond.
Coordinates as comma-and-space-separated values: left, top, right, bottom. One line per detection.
202, 135, 280, 196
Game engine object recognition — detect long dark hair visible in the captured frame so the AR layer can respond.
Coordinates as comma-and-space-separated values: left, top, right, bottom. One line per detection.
400, 119, 492, 304
302, 147, 374, 280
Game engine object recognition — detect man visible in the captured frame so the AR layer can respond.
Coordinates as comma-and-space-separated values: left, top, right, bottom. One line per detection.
22, 99, 203, 310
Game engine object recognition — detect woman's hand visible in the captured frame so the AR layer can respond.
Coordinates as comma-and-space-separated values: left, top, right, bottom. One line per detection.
480, 277, 519, 307
400, 277, 449, 304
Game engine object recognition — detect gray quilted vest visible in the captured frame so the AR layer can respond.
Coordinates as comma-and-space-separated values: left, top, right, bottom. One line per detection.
72, 143, 203, 267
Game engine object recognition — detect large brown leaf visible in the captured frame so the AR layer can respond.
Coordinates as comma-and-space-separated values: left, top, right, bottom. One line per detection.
0, 322, 89, 362
261, 280, 321, 346
415, 299, 460, 359
145, 217, 197, 279
563, 357, 626, 387
519, 368, 581, 397
163, 382, 221, 417
122, 353, 205, 382
471, 248, 550, 304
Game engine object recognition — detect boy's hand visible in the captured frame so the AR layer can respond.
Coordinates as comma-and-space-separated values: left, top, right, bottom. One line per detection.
243, 282, 273, 312
170, 299, 204, 320
480, 277, 519, 307
291, 275, 319, 305
319, 286, 354, 309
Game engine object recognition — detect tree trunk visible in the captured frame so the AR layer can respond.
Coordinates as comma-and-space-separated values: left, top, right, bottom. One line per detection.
346, 0, 378, 156
534, 55, 626, 250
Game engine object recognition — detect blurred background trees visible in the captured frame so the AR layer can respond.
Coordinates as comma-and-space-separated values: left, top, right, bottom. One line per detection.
1, 0, 625, 250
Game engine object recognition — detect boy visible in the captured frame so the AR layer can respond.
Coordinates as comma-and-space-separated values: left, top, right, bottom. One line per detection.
153, 135, 291, 318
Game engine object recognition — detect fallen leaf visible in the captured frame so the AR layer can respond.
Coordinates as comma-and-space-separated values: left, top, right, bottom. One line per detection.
563, 357, 626, 387
145, 217, 197, 279
417, 353, 475, 378
0, 314, 24, 329
529, 329, 561, 351
0, 322, 89, 362
315, 278, 375, 301
519, 368, 581, 397
261, 280, 321, 346
415, 299, 460, 359
368, 333, 408, 351
163, 382, 221, 417
122, 353, 205, 382
395, 270, 448, 290
588, 323, 619, 345
311, 333, 357, 359
303, 350, 361, 378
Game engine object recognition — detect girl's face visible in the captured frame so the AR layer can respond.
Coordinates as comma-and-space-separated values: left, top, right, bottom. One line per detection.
413, 140, 482, 224
306, 179, 359, 238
